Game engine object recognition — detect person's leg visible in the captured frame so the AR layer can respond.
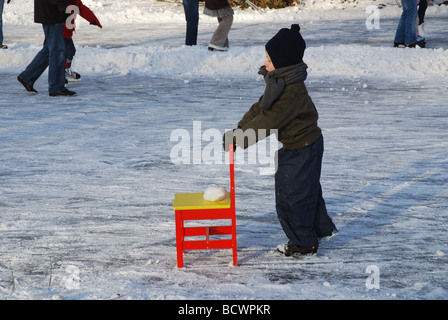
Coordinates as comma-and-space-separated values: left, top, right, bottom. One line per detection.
64, 37, 81, 80
417, 0, 427, 37
275, 143, 321, 251
209, 15, 233, 49
182, 0, 199, 46
403, 0, 417, 45
0, 0, 4, 45
310, 136, 338, 238
64, 37, 76, 67
19, 26, 50, 86
45, 23, 66, 94
418, 0, 427, 25
394, 1, 407, 44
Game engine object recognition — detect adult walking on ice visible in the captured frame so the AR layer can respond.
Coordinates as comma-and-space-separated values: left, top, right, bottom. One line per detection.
393, 0, 419, 48
17, 0, 76, 96
182, 0, 199, 46
0, 0, 11, 49
223, 24, 337, 257
204, 0, 234, 51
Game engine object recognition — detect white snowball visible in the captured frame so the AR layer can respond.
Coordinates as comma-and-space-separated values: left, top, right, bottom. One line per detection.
203, 185, 228, 202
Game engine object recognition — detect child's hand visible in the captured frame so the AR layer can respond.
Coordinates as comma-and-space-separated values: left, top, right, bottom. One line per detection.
91, 19, 103, 28
223, 129, 237, 152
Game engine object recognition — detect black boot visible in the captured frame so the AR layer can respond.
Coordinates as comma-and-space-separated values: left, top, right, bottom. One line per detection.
17, 76, 38, 94
277, 242, 318, 257
49, 88, 76, 97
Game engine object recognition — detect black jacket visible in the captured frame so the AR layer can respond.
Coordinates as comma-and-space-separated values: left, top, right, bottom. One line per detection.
204, 0, 233, 18
34, 0, 68, 24
205, 0, 231, 10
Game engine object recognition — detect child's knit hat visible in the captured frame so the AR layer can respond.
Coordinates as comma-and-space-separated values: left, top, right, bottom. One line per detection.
265, 24, 306, 69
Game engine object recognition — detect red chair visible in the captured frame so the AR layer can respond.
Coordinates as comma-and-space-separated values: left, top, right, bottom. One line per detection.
172, 145, 237, 268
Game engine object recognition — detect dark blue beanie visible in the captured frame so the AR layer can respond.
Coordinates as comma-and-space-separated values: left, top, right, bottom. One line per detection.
265, 24, 306, 69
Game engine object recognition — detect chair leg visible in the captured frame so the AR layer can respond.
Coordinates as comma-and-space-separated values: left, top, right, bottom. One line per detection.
232, 224, 237, 266
232, 246, 238, 266
177, 248, 184, 268
175, 211, 184, 268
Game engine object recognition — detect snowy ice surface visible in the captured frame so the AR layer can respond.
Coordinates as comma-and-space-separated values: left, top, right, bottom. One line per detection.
1, 0, 448, 300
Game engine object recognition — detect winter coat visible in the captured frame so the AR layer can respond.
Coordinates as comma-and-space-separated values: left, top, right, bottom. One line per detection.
34, 0, 69, 24
235, 66, 322, 150
204, 0, 234, 18
63, 0, 102, 39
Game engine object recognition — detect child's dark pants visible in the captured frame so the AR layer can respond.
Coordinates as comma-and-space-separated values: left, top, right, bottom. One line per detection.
275, 135, 336, 250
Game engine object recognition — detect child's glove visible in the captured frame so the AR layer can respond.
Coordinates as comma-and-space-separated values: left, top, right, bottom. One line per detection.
223, 129, 237, 152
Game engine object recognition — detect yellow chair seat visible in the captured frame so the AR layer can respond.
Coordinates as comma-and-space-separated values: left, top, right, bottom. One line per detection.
173, 192, 231, 210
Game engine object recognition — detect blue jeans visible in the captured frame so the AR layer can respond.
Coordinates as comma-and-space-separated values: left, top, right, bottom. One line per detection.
275, 136, 337, 250
394, 0, 418, 45
0, 0, 5, 44
182, 0, 199, 46
20, 24, 66, 94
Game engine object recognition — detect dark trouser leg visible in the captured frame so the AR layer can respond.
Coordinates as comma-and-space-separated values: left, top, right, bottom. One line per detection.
275, 136, 336, 250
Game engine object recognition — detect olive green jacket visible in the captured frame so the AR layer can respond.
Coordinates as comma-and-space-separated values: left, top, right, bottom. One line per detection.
236, 81, 322, 150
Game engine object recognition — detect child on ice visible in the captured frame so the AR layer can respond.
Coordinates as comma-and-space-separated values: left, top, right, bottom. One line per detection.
224, 24, 337, 257
64, 0, 102, 81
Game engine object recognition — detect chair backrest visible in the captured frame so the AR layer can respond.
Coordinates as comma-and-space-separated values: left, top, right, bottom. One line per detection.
229, 144, 235, 209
